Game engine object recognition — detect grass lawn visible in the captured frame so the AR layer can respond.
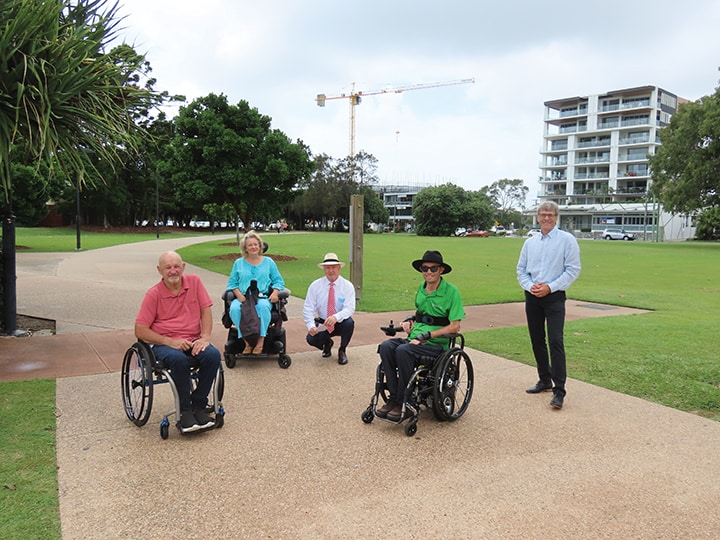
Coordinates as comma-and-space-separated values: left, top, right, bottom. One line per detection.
0, 380, 59, 539
1, 228, 719, 539
179, 232, 720, 419
13, 226, 201, 252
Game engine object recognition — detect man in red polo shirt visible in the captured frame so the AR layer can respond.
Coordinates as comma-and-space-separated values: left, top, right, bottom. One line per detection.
135, 251, 221, 433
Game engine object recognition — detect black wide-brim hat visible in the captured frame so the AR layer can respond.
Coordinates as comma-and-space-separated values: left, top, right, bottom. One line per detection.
411, 250, 452, 274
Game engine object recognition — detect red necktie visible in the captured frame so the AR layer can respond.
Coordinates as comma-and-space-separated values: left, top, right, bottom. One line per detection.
326, 282, 336, 333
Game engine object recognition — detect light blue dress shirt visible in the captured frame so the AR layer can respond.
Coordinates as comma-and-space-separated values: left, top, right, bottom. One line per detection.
517, 226, 581, 293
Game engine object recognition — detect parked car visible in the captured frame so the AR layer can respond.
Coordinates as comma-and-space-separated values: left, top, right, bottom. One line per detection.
467, 230, 489, 237
602, 228, 636, 241
526, 228, 541, 238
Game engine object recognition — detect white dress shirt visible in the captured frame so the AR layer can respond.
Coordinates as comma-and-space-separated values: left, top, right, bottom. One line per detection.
303, 275, 356, 331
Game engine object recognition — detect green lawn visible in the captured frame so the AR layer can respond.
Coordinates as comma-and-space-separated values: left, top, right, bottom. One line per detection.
13, 226, 200, 252
179, 232, 720, 418
2, 229, 719, 539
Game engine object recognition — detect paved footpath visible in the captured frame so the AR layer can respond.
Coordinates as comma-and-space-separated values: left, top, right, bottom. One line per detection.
3, 236, 720, 538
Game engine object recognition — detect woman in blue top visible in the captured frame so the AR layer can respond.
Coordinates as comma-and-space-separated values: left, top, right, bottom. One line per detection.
227, 230, 285, 354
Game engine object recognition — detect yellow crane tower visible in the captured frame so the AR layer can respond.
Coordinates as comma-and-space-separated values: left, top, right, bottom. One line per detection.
316, 78, 475, 158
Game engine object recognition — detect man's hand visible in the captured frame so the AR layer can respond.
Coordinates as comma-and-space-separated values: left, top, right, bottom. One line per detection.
190, 337, 211, 355
166, 337, 193, 351
530, 282, 551, 298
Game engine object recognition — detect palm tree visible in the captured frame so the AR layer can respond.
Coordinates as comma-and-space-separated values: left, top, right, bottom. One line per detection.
0, 0, 166, 334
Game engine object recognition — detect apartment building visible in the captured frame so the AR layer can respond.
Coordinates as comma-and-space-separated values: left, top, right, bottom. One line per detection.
372, 183, 430, 231
536, 85, 694, 240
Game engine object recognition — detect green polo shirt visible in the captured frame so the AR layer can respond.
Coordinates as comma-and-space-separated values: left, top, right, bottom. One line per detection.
409, 277, 465, 349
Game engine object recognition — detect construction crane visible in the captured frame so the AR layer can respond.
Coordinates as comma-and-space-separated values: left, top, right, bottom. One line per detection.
316, 78, 475, 158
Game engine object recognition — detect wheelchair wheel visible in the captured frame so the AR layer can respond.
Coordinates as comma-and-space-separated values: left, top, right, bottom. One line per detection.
215, 367, 225, 403
404, 419, 418, 437
224, 351, 237, 369
278, 353, 291, 368
432, 348, 473, 422
121, 342, 154, 427
361, 407, 374, 424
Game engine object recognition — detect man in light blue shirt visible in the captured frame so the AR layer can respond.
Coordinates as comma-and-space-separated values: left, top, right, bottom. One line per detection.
517, 201, 581, 409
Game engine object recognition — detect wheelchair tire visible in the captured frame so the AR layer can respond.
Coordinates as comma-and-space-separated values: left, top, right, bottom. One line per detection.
224, 352, 236, 369
214, 411, 225, 429
361, 407, 374, 424
432, 348, 473, 422
215, 367, 225, 403
278, 353, 291, 368
404, 420, 417, 437
160, 422, 169, 440
121, 342, 154, 427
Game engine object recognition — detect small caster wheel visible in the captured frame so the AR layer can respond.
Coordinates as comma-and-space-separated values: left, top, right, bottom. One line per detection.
404, 420, 417, 437
160, 421, 169, 440
224, 352, 236, 368
278, 354, 291, 368
361, 408, 374, 424
214, 411, 225, 429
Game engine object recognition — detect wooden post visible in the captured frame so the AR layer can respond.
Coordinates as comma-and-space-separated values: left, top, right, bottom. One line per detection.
349, 195, 364, 302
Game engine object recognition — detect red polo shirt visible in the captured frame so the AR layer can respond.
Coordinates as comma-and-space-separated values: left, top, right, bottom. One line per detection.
135, 274, 213, 341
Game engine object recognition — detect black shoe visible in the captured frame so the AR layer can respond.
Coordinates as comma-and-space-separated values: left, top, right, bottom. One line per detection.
180, 411, 201, 433
526, 381, 553, 394
337, 350, 348, 365
550, 393, 564, 409
193, 409, 215, 429
322, 339, 334, 358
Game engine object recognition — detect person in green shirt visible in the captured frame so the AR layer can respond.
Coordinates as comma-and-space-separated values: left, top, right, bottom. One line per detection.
376, 250, 465, 422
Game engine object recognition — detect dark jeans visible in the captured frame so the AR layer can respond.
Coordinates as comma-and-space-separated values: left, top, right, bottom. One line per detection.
151, 344, 221, 413
377, 338, 444, 403
525, 290, 567, 396
306, 317, 355, 352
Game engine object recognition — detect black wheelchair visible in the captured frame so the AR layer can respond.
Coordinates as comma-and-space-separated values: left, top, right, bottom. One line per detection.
221, 288, 292, 369
361, 320, 474, 436
121, 340, 225, 439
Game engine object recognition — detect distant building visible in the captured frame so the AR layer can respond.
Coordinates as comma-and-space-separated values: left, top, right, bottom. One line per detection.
372, 183, 431, 231
532, 85, 695, 241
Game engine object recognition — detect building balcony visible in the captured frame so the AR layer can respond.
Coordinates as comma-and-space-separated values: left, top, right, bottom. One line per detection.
618, 135, 650, 145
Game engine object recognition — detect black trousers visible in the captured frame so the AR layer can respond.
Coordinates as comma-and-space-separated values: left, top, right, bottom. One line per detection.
524, 290, 567, 395
306, 317, 355, 352
377, 338, 444, 403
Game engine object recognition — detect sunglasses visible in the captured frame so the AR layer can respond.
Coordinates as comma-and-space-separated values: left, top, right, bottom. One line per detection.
420, 265, 440, 273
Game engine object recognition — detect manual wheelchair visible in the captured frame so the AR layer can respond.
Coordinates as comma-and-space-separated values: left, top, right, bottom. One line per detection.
121, 340, 225, 439
361, 320, 474, 437
221, 288, 292, 369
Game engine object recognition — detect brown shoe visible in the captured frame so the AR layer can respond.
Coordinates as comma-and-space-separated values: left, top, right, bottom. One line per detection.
386, 404, 410, 422
375, 401, 395, 418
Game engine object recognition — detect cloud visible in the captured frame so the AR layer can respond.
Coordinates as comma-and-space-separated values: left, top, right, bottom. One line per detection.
114, 0, 720, 202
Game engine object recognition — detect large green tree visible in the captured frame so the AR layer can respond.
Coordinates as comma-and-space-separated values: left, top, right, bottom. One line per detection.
290, 151, 388, 230
481, 178, 529, 226
649, 89, 720, 213
165, 93, 313, 229
413, 183, 493, 236
0, 0, 166, 333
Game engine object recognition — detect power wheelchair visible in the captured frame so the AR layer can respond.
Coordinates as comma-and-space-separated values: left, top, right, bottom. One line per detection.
121, 340, 225, 439
221, 288, 292, 369
361, 319, 474, 437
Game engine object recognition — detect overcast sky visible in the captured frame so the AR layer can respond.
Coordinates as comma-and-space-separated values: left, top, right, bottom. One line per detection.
115, 0, 720, 203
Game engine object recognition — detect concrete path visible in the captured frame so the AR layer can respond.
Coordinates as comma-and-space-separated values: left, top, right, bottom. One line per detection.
3, 236, 720, 538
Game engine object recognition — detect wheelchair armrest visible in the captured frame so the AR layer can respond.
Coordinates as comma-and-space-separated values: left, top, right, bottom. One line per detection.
277, 288, 291, 300
222, 289, 235, 303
